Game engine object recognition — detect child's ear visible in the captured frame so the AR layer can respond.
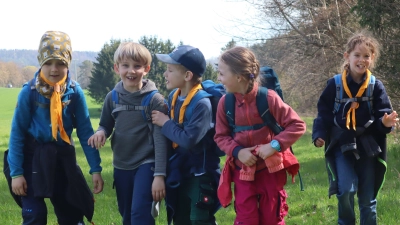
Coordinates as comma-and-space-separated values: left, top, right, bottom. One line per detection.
343, 52, 349, 60
184, 71, 194, 81
144, 65, 151, 73
113, 64, 119, 73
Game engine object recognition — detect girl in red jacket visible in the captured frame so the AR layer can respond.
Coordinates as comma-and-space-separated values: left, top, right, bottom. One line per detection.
214, 46, 306, 225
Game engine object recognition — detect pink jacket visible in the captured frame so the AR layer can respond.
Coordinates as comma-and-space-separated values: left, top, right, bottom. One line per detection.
215, 84, 306, 207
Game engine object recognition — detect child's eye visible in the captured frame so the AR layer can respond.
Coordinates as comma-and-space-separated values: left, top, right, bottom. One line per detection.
134, 65, 143, 69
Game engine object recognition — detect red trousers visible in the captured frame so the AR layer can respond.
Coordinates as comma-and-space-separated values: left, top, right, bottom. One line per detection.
232, 168, 288, 225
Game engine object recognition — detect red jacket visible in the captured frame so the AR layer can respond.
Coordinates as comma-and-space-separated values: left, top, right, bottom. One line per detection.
215, 84, 306, 207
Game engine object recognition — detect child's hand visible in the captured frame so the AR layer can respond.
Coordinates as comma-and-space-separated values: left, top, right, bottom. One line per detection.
88, 130, 106, 150
238, 146, 257, 167
152, 176, 166, 202
256, 144, 275, 160
151, 110, 169, 127
11, 176, 27, 196
382, 111, 399, 128
315, 138, 325, 147
92, 173, 104, 194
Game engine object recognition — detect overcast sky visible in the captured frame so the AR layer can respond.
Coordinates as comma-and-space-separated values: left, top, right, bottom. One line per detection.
0, 0, 254, 59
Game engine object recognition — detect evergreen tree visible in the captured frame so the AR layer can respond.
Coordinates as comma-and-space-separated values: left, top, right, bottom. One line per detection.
221, 39, 237, 52
88, 39, 121, 105
202, 63, 218, 82
139, 36, 176, 97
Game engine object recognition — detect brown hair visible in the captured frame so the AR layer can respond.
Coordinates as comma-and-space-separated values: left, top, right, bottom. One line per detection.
342, 31, 380, 71
219, 46, 260, 93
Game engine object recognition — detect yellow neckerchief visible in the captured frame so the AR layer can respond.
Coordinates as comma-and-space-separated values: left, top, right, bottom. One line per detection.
170, 83, 202, 148
342, 69, 371, 130
39, 71, 71, 144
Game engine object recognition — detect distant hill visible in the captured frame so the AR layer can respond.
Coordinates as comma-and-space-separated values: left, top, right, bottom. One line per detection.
0, 49, 98, 68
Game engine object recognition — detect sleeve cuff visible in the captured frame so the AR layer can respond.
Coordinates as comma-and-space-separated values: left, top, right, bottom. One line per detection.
232, 146, 244, 159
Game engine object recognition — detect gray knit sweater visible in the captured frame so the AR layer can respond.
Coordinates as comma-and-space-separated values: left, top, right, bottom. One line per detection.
97, 79, 168, 176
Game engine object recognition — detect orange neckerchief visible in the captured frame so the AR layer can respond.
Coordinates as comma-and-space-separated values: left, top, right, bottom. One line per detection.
39, 71, 71, 144
170, 83, 202, 148
342, 69, 371, 130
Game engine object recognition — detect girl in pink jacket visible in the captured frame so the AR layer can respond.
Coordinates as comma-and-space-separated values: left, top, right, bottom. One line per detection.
214, 46, 306, 225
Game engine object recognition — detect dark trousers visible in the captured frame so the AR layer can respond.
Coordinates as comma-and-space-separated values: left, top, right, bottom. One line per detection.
22, 147, 84, 225
114, 163, 155, 225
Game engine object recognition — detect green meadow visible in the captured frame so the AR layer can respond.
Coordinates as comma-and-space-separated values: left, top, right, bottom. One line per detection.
0, 87, 399, 225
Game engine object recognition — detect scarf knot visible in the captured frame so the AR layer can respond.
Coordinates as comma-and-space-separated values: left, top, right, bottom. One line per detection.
170, 84, 203, 148
342, 69, 371, 130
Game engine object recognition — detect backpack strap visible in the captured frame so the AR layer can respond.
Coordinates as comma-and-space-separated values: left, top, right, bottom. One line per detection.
184, 90, 212, 126
225, 88, 281, 134
333, 74, 375, 118
224, 93, 236, 134
111, 89, 156, 121
111, 89, 159, 144
256, 87, 283, 135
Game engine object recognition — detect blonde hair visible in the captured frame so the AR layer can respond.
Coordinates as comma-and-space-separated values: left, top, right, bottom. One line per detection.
342, 31, 380, 71
114, 42, 152, 66
219, 46, 260, 93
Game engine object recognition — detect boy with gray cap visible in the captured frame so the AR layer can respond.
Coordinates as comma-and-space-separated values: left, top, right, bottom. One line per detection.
6, 31, 103, 225
152, 45, 221, 225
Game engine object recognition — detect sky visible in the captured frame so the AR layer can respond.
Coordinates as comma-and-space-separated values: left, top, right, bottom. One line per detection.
0, 0, 254, 60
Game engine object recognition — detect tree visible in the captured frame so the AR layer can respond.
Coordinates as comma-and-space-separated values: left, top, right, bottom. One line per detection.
221, 39, 237, 52
139, 36, 176, 97
202, 63, 218, 82
22, 66, 38, 83
78, 60, 93, 89
88, 39, 121, 105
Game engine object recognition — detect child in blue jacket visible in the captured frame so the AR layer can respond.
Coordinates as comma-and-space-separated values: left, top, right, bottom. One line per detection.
312, 32, 398, 225
7, 31, 103, 225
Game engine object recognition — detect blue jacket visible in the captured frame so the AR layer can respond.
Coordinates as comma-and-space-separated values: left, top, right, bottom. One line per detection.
312, 73, 392, 197
162, 93, 221, 225
8, 70, 102, 177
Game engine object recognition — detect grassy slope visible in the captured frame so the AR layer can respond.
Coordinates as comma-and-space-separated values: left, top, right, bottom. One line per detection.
0, 88, 399, 224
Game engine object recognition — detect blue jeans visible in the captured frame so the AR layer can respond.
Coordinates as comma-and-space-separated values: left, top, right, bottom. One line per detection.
335, 148, 377, 225
114, 163, 155, 225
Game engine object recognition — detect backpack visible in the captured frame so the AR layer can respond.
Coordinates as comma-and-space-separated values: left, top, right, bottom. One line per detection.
225, 67, 304, 190
332, 74, 375, 118
111, 89, 162, 145
26, 78, 78, 127
168, 80, 226, 156
260, 66, 284, 101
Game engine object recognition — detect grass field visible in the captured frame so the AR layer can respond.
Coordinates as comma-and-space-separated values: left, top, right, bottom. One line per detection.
0, 87, 399, 225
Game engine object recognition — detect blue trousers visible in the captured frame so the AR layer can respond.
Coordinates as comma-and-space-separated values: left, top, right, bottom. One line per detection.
114, 163, 155, 225
22, 149, 84, 225
335, 149, 377, 225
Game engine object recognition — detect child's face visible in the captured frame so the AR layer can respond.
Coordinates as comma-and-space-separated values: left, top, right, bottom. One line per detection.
344, 44, 374, 78
41, 59, 68, 83
163, 64, 186, 90
114, 57, 150, 93
217, 60, 239, 93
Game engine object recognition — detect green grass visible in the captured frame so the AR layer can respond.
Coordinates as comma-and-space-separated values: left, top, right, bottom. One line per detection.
0, 87, 399, 224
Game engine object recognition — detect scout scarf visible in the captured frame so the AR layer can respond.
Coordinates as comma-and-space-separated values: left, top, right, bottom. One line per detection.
342, 69, 371, 130
38, 71, 70, 144
170, 83, 202, 148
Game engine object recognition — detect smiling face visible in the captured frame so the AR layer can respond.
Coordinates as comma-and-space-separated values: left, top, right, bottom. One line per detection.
217, 60, 240, 93
40, 59, 68, 83
344, 43, 374, 80
163, 64, 187, 90
114, 57, 150, 92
